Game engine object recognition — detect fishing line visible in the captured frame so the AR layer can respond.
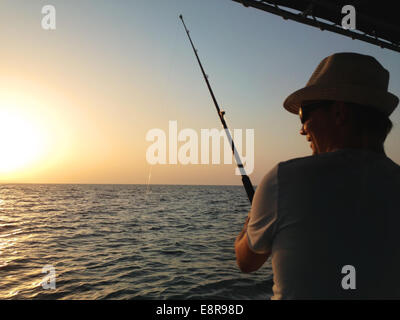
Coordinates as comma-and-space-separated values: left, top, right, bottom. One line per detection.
162, 17, 181, 115
144, 18, 180, 200
144, 164, 153, 201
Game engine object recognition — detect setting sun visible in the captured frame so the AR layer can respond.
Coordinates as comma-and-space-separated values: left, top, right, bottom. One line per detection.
0, 109, 45, 174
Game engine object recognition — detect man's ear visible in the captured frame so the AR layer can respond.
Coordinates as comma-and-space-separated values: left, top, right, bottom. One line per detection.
333, 101, 349, 126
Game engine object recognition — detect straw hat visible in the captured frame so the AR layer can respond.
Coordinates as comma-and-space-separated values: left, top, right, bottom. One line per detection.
283, 52, 399, 116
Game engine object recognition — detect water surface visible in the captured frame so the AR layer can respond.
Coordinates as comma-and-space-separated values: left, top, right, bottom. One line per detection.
0, 184, 273, 299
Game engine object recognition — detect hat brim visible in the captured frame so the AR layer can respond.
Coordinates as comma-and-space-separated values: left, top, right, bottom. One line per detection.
283, 84, 399, 116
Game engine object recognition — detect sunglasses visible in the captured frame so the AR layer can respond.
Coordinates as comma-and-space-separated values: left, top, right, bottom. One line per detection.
299, 101, 333, 124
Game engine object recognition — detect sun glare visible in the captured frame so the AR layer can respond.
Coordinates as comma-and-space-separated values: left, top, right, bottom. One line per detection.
0, 109, 45, 174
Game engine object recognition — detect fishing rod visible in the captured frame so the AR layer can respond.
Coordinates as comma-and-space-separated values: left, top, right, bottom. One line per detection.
179, 14, 255, 204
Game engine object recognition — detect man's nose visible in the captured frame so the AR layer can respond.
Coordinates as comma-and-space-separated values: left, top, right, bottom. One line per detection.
300, 124, 306, 135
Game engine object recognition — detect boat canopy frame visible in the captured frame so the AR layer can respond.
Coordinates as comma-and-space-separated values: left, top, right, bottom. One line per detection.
232, 0, 400, 53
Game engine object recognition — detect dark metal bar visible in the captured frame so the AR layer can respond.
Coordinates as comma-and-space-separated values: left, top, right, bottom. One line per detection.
232, 0, 400, 53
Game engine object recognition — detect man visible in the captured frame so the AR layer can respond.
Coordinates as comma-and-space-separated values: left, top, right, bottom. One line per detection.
235, 52, 400, 299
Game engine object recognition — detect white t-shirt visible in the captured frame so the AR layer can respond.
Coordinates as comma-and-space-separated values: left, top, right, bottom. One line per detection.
247, 149, 400, 299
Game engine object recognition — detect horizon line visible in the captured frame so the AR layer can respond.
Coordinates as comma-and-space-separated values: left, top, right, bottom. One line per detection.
0, 182, 251, 187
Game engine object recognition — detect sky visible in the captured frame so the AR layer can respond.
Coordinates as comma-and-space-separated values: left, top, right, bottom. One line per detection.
0, 0, 399, 185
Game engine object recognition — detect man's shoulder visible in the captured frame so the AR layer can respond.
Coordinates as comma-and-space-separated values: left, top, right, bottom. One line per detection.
278, 154, 317, 168
260, 154, 320, 187
274, 149, 400, 179
275, 153, 324, 174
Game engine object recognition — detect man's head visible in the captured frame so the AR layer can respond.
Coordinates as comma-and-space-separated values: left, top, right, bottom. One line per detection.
283, 52, 398, 154
299, 100, 393, 154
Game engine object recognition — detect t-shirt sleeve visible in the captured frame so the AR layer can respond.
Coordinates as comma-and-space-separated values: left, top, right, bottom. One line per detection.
247, 164, 279, 254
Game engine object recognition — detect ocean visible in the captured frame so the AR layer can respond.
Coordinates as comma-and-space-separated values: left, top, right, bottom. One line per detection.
0, 184, 273, 299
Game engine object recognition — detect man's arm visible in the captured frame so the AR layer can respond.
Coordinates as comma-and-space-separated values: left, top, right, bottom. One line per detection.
234, 216, 270, 273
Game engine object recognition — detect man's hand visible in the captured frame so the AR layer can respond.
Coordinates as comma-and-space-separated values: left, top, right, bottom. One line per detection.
234, 216, 269, 273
